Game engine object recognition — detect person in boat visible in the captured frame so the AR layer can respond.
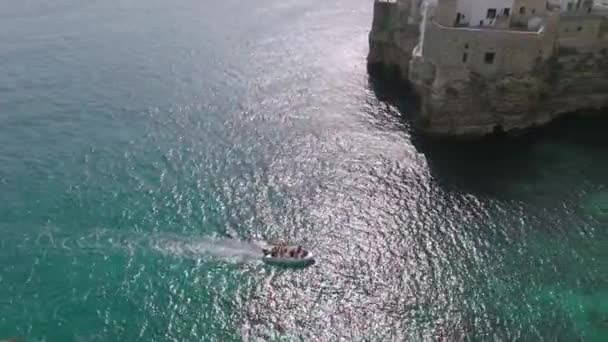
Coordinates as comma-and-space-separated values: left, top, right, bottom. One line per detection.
262, 246, 277, 257
294, 246, 302, 258
297, 245, 308, 258
264, 243, 285, 257
282, 245, 304, 259
263, 243, 308, 259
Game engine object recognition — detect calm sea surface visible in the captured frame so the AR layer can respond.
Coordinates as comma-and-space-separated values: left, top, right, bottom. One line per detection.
1, 0, 607, 340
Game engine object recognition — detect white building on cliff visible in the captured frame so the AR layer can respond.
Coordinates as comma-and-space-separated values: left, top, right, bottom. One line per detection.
416, 0, 607, 77
449, 0, 548, 29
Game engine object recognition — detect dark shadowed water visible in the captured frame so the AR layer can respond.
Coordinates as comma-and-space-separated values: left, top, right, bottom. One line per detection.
1, 0, 607, 341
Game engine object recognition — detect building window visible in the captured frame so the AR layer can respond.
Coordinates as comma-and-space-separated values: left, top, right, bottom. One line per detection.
487, 9, 497, 19
462, 52, 468, 63
456, 12, 462, 25
503, 8, 510, 16
520, 6, 526, 14
484, 52, 495, 64
479, 20, 484, 26
465, 43, 469, 49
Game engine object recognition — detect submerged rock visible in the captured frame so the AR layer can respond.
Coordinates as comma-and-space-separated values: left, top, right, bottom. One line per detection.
582, 190, 608, 221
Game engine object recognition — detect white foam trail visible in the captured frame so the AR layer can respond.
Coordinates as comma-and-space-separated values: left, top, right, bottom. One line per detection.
150, 236, 265, 262
15, 226, 267, 264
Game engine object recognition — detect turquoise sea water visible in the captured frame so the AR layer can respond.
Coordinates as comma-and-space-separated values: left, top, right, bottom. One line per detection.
1, 0, 607, 340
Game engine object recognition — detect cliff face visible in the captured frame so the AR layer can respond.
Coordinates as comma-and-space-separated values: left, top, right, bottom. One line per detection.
368, 1, 608, 138
410, 50, 608, 136
368, 1, 422, 80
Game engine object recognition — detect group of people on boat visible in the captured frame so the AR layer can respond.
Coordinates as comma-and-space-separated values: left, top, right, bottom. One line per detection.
263, 243, 308, 259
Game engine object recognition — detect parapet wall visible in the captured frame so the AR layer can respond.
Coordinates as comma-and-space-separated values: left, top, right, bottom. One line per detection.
559, 14, 608, 52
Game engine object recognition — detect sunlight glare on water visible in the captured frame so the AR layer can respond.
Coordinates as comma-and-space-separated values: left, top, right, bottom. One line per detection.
0, 0, 607, 341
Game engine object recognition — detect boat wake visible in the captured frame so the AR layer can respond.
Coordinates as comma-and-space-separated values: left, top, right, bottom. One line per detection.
20, 227, 267, 264
150, 235, 266, 263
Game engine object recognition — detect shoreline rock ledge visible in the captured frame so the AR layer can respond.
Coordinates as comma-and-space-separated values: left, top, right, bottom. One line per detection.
368, 0, 608, 138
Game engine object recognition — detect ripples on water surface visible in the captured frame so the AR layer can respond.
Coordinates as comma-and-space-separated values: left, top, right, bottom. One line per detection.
1, 0, 607, 340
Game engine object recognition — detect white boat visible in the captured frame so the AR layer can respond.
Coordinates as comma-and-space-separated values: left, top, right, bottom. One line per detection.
261, 245, 315, 267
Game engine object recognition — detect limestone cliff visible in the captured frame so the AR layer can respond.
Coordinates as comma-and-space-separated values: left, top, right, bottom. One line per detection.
368, 0, 422, 80
409, 47, 608, 137
368, 1, 608, 138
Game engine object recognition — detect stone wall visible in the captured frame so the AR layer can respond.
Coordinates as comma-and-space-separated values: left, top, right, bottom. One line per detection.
421, 21, 555, 77
559, 14, 608, 51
